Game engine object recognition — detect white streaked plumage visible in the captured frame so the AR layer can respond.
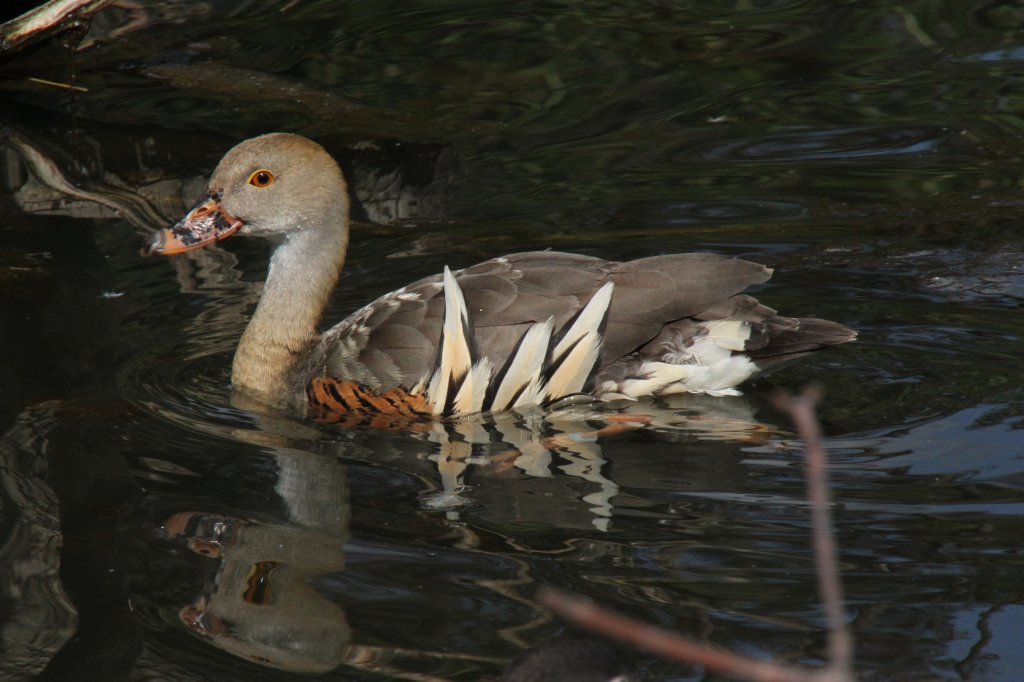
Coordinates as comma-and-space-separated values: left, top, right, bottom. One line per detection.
543, 282, 613, 402
420, 277, 615, 415
451, 357, 495, 415
425, 266, 478, 414
489, 318, 554, 411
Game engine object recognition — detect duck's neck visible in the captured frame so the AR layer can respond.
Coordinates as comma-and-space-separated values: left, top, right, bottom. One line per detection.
232, 219, 349, 408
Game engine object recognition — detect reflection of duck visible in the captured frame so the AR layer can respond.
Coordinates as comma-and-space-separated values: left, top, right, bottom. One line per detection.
164, 509, 351, 674
146, 133, 854, 420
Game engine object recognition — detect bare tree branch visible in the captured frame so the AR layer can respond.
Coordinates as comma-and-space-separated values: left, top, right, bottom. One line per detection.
0, 0, 111, 52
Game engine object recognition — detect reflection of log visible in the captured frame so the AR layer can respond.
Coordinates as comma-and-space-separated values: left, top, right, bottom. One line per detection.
1, 118, 457, 228
0, 0, 111, 52
1, 126, 173, 233
0, 403, 77, 679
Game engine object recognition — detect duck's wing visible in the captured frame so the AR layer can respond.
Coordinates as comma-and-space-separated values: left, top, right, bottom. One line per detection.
312, 252, 601, 393
311, 251, 776, 398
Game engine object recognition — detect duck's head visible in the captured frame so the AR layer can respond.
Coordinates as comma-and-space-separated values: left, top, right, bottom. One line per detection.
145, 133, 349, 255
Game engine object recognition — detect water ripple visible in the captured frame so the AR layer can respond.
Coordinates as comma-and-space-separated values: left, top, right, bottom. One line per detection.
693, 125, 945, 162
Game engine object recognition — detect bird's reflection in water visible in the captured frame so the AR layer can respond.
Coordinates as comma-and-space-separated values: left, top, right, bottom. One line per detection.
415, 393, 782, 531
156, 448, 507, 680
155, 392, 781, 678
165, 511, 350, 673
157, 444, 353, 673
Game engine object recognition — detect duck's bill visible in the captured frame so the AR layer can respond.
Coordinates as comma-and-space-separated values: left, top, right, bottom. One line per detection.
143, 190, 242, 256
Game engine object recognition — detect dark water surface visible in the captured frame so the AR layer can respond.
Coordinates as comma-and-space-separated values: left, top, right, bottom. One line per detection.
2, 2, 1024, 680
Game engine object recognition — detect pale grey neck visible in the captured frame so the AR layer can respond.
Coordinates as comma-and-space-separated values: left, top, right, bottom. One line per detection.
232, 219, 349, 407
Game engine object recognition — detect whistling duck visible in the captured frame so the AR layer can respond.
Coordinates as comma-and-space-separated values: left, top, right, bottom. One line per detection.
145, 133, 855, 421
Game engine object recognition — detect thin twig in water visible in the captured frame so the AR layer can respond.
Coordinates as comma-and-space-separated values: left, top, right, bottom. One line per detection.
540, 387, 855, 682
772, 387, 853, 678
26, 76, 89, 92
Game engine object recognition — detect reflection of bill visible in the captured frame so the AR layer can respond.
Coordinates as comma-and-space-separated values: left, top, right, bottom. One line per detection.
163, 510, 350, 673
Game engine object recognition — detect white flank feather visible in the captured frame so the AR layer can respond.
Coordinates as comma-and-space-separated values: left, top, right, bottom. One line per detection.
654, 336, 757, 396
490, 318, 554, 411
597, 325, 760, 401
615, 362, 690, 398
703, 319, 751, 352
544, 282, 614, 401
426, 266, 475, 414
452, 357, 494, 415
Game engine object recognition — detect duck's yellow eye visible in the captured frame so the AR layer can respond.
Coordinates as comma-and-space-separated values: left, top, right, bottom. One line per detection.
247, 169, 274, 188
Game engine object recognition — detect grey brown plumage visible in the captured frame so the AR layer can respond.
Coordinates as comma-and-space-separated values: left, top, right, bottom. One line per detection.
146, 133, 856, 420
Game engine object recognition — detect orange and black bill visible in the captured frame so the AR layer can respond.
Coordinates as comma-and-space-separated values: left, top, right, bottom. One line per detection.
143, 189, 242, 255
